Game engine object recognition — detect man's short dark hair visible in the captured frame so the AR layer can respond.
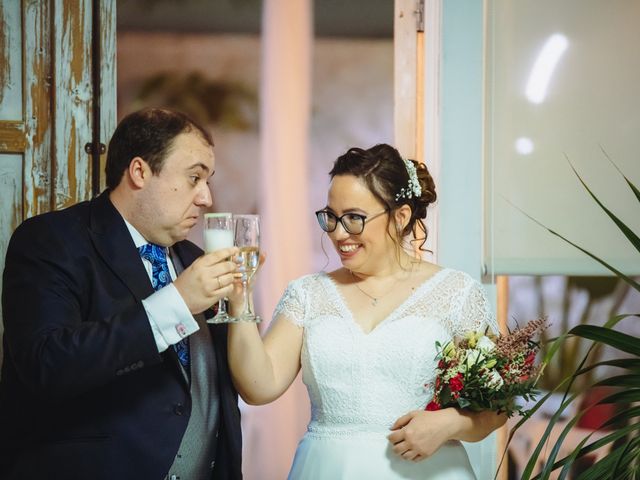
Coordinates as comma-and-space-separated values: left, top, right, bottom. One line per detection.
105, 108, 214, 190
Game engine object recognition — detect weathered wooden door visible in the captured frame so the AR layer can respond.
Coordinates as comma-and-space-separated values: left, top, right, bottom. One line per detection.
0, 0, 116, 367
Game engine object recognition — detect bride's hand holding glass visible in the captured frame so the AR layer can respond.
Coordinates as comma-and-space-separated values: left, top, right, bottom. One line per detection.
228, 214, 263, 322
227, 254, 264, 320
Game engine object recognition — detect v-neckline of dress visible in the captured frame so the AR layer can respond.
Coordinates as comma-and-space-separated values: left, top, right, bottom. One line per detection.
321, 267, 451, 336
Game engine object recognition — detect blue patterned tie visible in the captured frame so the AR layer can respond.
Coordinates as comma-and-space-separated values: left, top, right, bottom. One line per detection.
138, 243, 190, 369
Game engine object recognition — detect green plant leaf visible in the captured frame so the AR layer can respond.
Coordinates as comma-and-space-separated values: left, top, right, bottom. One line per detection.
575, 437, 640, 480
533, 421, 640, 477
521, 391, 582, 479
506, 315, 639, 478
534, 392, 639, 479
570, 325, 640, 356
541, 330, 572, 366
509, 158, 640, 479
610, 435, 640, 478
600, 145, 640, 205
594, 388, 640, 405
506, 335, 597, 457
508, 202, 640, 292
537, 409, 586, 479
594, 373, 640, 388
557, 432, 593, 480
567, 157, 640, 256
600, 405, 640, 429
575, 358, 640, 375
577, 448, 624, 480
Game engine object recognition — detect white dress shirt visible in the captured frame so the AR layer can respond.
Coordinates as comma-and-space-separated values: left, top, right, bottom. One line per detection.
123, 220, 200, 353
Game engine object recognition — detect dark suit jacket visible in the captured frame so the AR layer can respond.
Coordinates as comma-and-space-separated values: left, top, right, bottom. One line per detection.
0, 192, 242, 479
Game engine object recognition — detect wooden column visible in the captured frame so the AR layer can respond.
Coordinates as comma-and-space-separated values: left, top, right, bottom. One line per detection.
394, 0, 419, 160
496, 275, 510, 480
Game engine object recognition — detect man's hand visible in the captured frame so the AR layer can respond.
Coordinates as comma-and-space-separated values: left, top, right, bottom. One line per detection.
387, 409, 457, 462
173, 247, 239, 314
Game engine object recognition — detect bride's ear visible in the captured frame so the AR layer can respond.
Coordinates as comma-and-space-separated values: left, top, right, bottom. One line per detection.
392, 204, 412, 232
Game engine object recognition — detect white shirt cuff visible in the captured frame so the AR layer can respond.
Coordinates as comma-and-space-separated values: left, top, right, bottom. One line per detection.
142, 284, 200, 353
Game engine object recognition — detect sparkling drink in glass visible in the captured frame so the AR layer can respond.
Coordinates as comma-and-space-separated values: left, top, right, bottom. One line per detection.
233, 214, 261, 322
204, 213, 235, 323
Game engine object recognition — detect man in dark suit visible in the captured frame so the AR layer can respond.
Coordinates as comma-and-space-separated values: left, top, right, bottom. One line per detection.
0, 108, 243, 479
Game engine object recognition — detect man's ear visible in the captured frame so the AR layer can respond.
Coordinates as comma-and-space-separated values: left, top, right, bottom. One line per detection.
128, 157, 150, 189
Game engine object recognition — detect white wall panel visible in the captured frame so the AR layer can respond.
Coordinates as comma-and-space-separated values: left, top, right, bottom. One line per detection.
485, 0, 640, 275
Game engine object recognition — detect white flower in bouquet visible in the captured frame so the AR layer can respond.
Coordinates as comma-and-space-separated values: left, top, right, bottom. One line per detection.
486, 370, 504, 390
476, 335, 496, 353
442, 341, 456, 358
465, 349, 486, 369
428, 318, 548, 417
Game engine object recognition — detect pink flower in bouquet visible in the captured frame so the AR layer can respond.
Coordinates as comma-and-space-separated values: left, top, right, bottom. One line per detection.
425, 318, 547, 417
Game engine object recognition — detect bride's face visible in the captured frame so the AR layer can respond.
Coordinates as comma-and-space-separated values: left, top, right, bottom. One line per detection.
324, 174, 396, 274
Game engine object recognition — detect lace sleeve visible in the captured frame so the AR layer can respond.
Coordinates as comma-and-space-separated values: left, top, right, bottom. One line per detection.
454, 277, 499, 336
272, 278, 307, 327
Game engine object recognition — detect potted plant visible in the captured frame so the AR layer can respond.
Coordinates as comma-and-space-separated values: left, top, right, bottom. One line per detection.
506, 156, 640, 479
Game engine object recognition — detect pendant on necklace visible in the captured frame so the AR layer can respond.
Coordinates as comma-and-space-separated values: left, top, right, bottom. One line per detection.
371, 298, 378, 307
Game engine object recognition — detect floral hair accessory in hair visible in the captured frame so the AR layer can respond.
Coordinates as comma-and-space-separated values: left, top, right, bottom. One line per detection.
395, 159, 422, 201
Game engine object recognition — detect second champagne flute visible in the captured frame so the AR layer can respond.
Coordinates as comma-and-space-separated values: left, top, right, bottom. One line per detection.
233, 214, 261, 322
204, 213, 235, 323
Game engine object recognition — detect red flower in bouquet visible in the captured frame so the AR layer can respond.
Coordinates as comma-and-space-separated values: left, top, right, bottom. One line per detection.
449, 373, 464, 392
425, 318, 547, 417
525, 351, 536, 366
426, 401, 441, 411
435, 376, 442, 390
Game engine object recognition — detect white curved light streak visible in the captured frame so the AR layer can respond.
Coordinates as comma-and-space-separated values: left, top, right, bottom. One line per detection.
526, 34, 569, 104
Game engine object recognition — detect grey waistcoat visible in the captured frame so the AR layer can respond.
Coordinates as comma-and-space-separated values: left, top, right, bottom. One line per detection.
166, 251, 220, 480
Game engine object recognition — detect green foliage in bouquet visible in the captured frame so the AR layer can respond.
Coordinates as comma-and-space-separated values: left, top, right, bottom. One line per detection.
428, 321, 546, 417
506, 154, 640, 480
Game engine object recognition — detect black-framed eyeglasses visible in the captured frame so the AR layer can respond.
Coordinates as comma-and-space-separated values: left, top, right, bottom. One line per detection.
315, 209, 388, 235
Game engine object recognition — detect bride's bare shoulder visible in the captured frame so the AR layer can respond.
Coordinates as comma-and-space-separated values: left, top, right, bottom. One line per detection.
413, 260, 444, 280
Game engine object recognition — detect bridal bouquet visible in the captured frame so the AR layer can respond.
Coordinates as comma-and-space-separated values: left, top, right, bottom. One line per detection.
425, 318, 547, 417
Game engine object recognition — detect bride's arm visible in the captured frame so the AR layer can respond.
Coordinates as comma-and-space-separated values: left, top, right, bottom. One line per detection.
227, 315, 303, 405
387, 408, 506, 461
225, 254, 305, 405
447, 408, 507, 442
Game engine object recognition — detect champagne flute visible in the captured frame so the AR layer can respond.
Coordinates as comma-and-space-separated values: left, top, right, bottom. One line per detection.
233, 214, 261, 323
204, 213, 235, 323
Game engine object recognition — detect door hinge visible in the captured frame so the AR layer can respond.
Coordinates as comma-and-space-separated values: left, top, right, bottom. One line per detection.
415, 0, 425, 32
84, 142, 106, 155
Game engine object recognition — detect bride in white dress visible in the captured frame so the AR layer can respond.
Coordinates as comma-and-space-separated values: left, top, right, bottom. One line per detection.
228, 144, 506, 479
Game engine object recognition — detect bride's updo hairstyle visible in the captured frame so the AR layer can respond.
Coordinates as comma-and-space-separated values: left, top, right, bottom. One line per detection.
329, 143, 437, 251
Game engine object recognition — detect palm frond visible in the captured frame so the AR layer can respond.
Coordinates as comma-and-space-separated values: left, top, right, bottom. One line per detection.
508, 156, 640, 479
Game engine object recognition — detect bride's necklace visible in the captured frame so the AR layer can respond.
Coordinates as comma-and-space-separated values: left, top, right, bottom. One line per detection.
349, 265, 414, 307
350, 271, 388, 307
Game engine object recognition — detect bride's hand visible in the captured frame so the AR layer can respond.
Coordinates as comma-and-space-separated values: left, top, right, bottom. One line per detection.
227, 252, 267, 309
387, 409, 457, 462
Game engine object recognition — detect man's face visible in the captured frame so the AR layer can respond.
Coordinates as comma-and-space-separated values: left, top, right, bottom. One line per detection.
137, 132, 214, 246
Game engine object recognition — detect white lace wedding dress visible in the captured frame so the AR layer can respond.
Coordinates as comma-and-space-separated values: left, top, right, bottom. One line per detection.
273, 268, 499, 480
